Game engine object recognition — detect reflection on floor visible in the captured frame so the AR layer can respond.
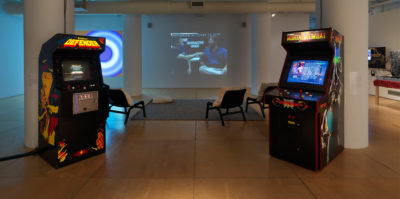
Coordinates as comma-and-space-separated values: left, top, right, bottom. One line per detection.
0, 89, 399, 199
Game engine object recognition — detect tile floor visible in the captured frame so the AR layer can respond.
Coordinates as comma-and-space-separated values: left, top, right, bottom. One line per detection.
0, 89, 399, 199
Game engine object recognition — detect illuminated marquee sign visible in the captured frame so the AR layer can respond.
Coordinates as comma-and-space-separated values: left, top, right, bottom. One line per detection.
286, 31, 329, 43
63, 37, 101, 49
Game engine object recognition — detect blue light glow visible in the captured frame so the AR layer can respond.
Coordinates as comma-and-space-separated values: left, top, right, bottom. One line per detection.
86, 31, 123, 77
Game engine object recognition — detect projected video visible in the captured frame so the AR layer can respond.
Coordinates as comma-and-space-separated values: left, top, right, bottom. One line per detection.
287, 60, 329, 85
76, 31, 123, 77
170, 33, 227, 76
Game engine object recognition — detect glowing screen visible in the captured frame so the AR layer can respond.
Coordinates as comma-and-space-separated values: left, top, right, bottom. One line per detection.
62, 60, 91, 82
170, 33, 227, 76
287, 60, 329, 85
77, 31, 123, 77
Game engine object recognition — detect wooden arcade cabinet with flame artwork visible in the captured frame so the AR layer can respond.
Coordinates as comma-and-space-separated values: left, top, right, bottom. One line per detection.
38, 34, 109, 168
265, 28, 344, 171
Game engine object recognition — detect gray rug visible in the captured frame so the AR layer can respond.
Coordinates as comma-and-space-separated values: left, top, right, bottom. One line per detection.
132, 99, 264, 121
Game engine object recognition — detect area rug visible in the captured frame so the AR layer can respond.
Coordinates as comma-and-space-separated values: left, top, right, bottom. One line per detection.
132, 99, 264, 121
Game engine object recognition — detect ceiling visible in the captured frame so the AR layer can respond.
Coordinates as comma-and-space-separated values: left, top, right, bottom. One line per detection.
2, 0, 400, 15
369, 0, 400, 14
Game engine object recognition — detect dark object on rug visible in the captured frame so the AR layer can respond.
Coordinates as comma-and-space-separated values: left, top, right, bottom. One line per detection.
109, 89, 146, 124
206, 89, 247, 126
132, 99, 264, 121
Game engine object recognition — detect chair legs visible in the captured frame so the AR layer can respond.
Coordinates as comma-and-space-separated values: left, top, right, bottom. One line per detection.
245, 98, 250, 112
137, 101, 146, 117
206, 102, 212, 119
142, 102, 146, 117
216, 108, 225, 126
109, 100, 146, 125
206, 104, 248, 126
246, 97, 266, 118
239, 106, 246, 121
124, 107, 133, 124
259, 103, 265, 118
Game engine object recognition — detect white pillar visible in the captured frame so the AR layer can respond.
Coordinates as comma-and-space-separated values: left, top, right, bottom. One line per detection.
24, 0, 74, 148
315, 0, 322, 29
123, 14, 142, 96
251, 13, 272, 95
322, 0, 369, 148
65, 0, 75, 34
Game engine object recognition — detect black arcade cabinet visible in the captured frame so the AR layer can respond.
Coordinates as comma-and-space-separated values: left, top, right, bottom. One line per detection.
265, 28, 344, 171
38, 34, 109, 168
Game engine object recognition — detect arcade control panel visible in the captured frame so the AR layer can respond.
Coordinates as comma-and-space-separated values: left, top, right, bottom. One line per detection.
265, 87, 325, 102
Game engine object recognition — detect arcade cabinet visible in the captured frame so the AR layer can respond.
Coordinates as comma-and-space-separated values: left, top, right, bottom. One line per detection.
265, 28, 344, 171
38, 34, 109, 168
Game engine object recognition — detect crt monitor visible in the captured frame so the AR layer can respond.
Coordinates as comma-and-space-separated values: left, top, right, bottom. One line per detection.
368, 47, 385, 68
62, 59, 92, 82
286, 60, 329, 86
368, 49, 371, 61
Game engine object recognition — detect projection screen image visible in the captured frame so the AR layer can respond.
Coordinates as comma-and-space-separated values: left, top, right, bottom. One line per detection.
76, 30, 123, 77
170, 33, 227, 76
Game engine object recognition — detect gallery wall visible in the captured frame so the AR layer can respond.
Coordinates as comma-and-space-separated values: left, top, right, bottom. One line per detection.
268, 13, 310, 82
0, 7, 23, 99
0, 11, 309, 98
75, 14, 124, 88
369, 8, 400, 57
141, 14, 252, 88
368, 8, 400, 98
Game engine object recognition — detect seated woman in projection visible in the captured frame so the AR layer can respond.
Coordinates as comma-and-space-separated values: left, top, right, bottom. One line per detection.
171, 38, 203, 74
199, 35, 228, 75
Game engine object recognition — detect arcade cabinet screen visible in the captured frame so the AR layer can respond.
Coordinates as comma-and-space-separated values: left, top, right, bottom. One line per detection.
287, 60, 329, 85
62, 60, 91, 81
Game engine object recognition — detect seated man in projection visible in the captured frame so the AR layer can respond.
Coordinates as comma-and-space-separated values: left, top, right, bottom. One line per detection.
199, 35, 228, 75
171, 38, 203, 74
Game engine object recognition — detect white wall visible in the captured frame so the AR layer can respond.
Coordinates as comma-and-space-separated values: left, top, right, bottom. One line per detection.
369, 8, 400, 54
75, 14, 308, 89
75, 14, 124, 88
0, 6, 23, 99
268, 13, 310, 82
142, 14, 252, 88
369, 8, 400, 100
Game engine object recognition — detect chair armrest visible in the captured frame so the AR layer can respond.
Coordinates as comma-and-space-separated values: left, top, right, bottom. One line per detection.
247, 96, 258, 101
263, 86, 277, 93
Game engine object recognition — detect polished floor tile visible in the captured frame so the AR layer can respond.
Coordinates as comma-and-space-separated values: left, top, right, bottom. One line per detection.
195, 140, 296, 178
93, 141, 195, 178
0, 153, 106, 178
0, 91, 399, 199
125, 125, 195, 141
74, 178, 193, 199
303, 177, 400, 199
196, 121, 267, 141
124, 120, 196, 141
129, 120, 196, 128
293, 149, 400, 179
0, 177, 88, 199
195, 178, 314, 199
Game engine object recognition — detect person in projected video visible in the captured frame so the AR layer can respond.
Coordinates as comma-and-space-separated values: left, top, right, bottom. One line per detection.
171, 38, 203, 74
199, 35, 228, 75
